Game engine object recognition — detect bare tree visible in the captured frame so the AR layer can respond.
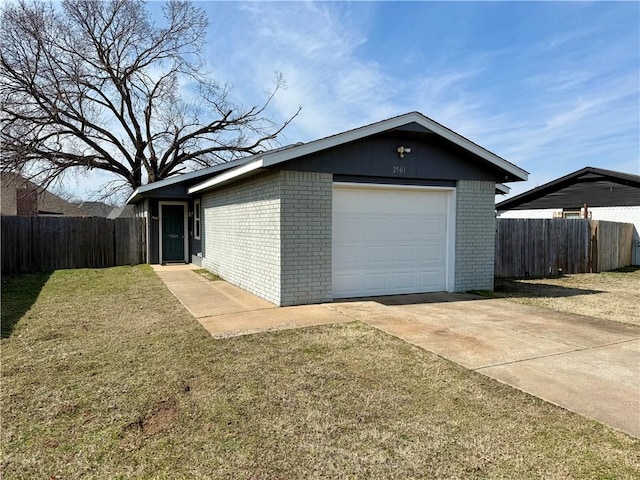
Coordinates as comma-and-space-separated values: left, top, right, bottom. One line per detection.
1, 0, 299, 197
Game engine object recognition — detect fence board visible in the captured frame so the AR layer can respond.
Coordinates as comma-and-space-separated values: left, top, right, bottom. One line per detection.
591, 220, 634, 273
495, 218, 632, 278
1, 216, 146, 275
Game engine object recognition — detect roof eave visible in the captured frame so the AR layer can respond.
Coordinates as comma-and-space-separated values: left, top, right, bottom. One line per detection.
496, 166, 640, 211
126, 188, 140, 205
188, 159, 265, 195
125, 155, 261, 204
495, 183, 511, 195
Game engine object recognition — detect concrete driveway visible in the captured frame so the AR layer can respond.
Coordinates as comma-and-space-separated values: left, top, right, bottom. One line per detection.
153, 265, 640, 438
329, 295, 640, 438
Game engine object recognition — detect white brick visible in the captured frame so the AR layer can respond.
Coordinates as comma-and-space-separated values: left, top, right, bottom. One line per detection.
455, 180, 495, 291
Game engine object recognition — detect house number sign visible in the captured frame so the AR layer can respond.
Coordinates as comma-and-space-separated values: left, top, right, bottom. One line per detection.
393, 165, 407, 174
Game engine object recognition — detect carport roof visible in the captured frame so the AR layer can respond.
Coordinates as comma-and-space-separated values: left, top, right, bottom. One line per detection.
496, 166, 640, 210
128, 111, 529, 202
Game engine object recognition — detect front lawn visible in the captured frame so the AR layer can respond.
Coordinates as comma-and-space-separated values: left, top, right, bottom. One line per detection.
2, 266, 639, 478
494, 267, 640, 326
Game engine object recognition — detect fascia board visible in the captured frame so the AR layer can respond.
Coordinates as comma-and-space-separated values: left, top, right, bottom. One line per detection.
495, 183, 511, 195
188, 159, 265, 194
124, 156, 258, 204
416, 117, 528, 181
126, 188, 140, 205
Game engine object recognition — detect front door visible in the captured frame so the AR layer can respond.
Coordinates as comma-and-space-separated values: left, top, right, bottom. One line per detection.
162, 204, 185, 262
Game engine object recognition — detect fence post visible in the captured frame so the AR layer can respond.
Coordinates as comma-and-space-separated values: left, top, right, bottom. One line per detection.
590, 221, 598, 273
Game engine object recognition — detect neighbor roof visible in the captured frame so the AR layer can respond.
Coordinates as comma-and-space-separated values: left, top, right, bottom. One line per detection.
128, 111, 529, 202
496, 166, 640, 211
1, 172, 85, 216
74, 201, 114, 217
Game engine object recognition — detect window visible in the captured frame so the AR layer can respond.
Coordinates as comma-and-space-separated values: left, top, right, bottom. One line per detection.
562, 210, 581, 219
562, 208, 592, 219
194, 200, 201, 239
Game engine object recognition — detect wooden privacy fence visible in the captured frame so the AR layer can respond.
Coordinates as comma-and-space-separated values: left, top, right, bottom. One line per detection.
495, 218, 634, 278
1, 216, 146, 275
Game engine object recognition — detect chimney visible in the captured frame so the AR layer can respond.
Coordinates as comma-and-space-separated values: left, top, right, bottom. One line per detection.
16, 187, 38, 216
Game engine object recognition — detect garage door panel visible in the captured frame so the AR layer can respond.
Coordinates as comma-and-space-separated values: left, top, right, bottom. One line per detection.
420, 244, 445, 263
333, 185, 451, 298
394, 218, 415, 235
334, 215, 362, 241
333, 273, 360, 294
334, 246, 361, 268
420, 270, 444, 289
367, 217, 390, 237
392, 245, 416, 263
366, 246, 389, 265
364, 273, 387, 290
391, 271, 415, 289
419, 215, 447, 236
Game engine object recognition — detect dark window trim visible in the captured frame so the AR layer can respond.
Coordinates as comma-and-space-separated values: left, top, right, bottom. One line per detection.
193, 199, 201, 240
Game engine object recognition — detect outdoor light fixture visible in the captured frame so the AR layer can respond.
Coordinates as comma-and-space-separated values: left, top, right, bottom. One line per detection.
397, 146, 412, 158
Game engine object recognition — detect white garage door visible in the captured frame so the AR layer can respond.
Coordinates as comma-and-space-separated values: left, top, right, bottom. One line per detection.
332, 184, 452, 298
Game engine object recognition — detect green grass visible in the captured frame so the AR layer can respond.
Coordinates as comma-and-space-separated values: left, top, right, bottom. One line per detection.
1, 271, 51, 338
193, 268, 222, 281
2, 266, 639, 478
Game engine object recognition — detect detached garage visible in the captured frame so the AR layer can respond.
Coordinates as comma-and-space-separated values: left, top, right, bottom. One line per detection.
128, 111, 528, 306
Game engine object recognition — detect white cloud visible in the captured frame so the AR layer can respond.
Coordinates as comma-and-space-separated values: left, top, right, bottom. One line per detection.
206, 2, 401, 141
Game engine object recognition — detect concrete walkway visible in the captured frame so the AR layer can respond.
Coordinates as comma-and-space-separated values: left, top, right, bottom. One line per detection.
153, 264, 640, 438
152, 264, 351, 337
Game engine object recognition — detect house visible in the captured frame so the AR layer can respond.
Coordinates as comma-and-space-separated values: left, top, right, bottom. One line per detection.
0, 172, 85, 216
496, 167, 640, 265
127, 112, 528, 306
1, 173, 137, 218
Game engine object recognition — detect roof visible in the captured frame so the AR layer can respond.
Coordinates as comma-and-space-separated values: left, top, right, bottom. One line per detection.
128, 111, 529, 202
1, 172, 86, 216
74, 201, 114, 217
125, 143, 303, 204
496, 167, 640, 211
106, 205, 135, 219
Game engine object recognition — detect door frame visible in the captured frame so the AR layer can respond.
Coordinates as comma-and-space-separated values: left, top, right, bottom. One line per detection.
159, 201, 189, 264
332, 182, 457, 295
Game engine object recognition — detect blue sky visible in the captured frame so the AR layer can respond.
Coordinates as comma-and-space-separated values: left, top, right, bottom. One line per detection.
85, 1, 640, 201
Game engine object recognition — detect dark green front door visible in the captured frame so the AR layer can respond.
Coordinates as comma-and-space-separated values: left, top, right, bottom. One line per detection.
162, 204, 185, 262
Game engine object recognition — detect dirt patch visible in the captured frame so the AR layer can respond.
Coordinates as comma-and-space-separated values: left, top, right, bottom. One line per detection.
494, 268, 640, 326
142, 400, 178, 436
122, 399, 178, 445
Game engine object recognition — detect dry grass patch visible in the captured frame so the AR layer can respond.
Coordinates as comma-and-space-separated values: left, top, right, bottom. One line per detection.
494, 267, 640, 326
2, 266, 639, 479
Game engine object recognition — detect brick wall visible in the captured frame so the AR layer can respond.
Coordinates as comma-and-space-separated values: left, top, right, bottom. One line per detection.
280, 171, 333, 306
201, 171, 282, 305
455, 180, 496, 291
200, 170, 333, 306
